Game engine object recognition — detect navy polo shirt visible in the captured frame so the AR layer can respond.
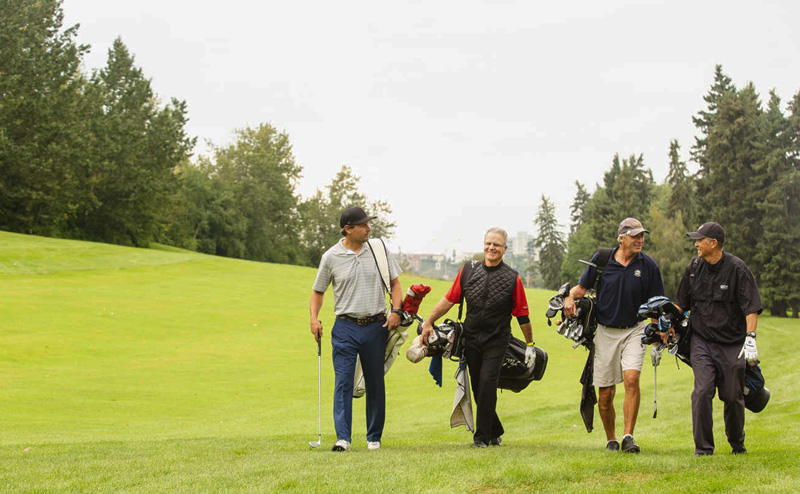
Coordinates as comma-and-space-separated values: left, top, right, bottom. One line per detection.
578, 248, 665, 328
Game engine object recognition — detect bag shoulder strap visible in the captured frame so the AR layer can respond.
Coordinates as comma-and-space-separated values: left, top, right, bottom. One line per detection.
367, 238, 391, 294
458, 260, 480, 321
592, 247, 614, 291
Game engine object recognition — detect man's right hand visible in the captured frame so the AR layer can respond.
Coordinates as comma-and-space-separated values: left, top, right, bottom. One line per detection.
420, 321, 434, 346
310, 320, 323, 342
563, 296, 576, 319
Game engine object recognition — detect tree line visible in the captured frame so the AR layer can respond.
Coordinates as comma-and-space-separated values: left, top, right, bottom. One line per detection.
1, 0, 393, 268
4, 2, 799, 316
531, 66, 800, 317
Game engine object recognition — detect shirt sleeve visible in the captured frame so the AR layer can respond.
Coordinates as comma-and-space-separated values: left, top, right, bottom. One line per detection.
577, 251, 600, 289
387, 251, 402, 280
444, 266, 465, 304
674, 261, 693, 311
511, 274, 530, 317
737, 263, 763, 316
312, 253, 332, 292
647, 260, 666, 298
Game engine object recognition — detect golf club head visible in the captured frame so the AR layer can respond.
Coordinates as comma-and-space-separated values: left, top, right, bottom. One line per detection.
309, 440, 320, 448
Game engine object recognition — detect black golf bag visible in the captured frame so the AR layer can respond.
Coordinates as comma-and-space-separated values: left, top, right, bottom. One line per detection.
497, 336, 548, 392
744, 364, 770, 413
546, 282, 598, 349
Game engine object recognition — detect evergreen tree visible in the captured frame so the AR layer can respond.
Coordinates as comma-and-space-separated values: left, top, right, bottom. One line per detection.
692, 64, 735, 183
754, 90, 800, 316
560, 153, 655, 285
586, 153, 654, 246
647, 186, 688, 298
79, 38, 194, 246
786, 90, 800, 317
699, 83, 764, 269
665, 139, 694, 230
0, 0, 90, 235
569, 180, 590, 236
532, 195, 566, 290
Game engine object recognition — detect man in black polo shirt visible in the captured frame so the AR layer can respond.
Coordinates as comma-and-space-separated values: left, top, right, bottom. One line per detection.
675, 222, 762, 456
564, 218, 665, 453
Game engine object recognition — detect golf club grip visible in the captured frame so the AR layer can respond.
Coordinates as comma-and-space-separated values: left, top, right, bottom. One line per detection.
317, 321, 322, 356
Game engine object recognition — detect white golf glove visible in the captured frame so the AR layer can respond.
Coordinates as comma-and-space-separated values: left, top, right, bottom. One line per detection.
651, 344, 663, 367
738, 335, 758, 363
525, 345, 536, 368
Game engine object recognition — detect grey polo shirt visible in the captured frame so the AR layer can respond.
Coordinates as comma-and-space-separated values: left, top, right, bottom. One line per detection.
313, 239, 401, 317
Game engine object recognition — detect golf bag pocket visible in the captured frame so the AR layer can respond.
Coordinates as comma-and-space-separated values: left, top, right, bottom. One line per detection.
447, 320, 465, 361
497, 337, 548, 392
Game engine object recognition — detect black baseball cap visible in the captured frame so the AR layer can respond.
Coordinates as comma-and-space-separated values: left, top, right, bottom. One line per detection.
687, 222, 725, 244
340, 206, 377, 228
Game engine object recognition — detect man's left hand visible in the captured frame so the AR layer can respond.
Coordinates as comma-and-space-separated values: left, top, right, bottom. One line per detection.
384, 312, 401, 331
525, 345, 536, 368
738, 335, 758, 364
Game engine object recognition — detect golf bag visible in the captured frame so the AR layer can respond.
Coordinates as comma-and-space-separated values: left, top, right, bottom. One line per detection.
414, 318, 464, 361
744, 364, 770, 413
497, 336, 548, 392
353, 241, 430, 398
637, 295, 691, 366
545, 248, 612, 433
546, 283, 598, 350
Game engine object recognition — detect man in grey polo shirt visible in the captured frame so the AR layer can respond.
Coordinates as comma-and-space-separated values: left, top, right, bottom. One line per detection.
309, 206, 403, 452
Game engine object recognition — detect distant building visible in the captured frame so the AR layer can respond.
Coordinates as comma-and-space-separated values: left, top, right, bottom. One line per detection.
396, 252, 461, 281
509, 231, 531, 257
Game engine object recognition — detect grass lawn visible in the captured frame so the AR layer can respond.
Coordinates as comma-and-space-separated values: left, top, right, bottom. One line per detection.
1, 230, 798, 493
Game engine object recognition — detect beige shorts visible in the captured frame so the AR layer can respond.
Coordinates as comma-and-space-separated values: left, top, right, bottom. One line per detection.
593, 321, 647, 387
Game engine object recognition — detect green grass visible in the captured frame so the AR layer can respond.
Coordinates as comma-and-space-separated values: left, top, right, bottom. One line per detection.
1, 230, 798, 493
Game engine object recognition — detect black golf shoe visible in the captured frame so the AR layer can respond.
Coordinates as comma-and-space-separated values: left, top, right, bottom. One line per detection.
621, 435, 640, 454
605, 440, 619, 452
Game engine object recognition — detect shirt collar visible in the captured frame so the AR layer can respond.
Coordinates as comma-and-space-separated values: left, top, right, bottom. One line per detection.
335, 238, 366, 256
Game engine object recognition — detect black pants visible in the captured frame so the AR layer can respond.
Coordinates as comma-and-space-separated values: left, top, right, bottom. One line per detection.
690, 332, 746, 455
465, 340, 507, 444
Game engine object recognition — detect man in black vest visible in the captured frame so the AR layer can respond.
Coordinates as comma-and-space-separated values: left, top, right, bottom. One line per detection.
421, 227, 534, 448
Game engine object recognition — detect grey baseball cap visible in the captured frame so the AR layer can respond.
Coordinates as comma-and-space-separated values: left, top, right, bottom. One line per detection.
618, 218, 649, 236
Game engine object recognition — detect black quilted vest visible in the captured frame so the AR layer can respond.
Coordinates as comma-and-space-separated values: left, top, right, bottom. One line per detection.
460, 260, 518, 349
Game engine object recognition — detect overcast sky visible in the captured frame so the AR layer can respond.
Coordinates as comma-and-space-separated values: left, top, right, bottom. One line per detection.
62, 0, 800, 255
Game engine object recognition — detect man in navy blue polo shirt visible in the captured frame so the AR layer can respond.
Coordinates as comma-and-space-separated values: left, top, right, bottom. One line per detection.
563, 218, 665, 453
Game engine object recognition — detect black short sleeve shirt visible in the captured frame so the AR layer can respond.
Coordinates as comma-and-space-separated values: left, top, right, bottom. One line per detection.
675, 252, 763, 344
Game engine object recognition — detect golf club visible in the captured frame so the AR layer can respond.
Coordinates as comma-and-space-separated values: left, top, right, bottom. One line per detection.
653, 364, 658, 418
309, 325, 322, 448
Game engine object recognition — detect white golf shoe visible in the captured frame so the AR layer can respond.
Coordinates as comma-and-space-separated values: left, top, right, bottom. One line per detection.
367, 441, 381, 450
331, 440, 351, 452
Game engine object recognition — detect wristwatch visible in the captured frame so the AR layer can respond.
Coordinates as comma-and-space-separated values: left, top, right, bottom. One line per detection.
747, 331, 757, 339
391, 308, 403, 316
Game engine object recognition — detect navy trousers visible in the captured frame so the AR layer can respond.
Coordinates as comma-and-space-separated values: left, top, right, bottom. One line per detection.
330, 317, 387, 443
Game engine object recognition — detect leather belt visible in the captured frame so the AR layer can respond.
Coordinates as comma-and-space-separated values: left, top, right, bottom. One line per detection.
337, 313, 386, 326
605, 323, 639, 330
